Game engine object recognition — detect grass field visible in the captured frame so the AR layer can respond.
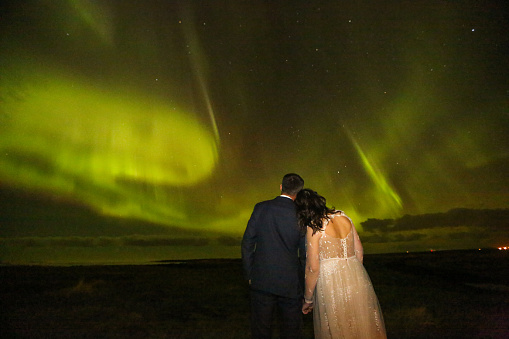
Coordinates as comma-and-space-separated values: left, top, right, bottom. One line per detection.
1, 249, 508, 338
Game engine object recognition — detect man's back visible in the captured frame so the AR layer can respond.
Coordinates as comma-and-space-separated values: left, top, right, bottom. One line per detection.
242, 196, 305, 298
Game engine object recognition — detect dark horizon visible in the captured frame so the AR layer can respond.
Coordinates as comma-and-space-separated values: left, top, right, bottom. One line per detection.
2, 247, 507, 267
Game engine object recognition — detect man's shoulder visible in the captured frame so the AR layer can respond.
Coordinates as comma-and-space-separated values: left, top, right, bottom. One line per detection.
257, 196, 292, 205
253, 196, 285, 209
256, 196, 295, 211
256, 196, 278, 204
253, 197, 274, 209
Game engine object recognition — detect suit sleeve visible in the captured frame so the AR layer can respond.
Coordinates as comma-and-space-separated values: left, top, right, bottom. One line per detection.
241, 206, 258, 281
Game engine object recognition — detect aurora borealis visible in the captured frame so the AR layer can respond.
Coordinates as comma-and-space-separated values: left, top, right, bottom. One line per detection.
1, 0, 508, 264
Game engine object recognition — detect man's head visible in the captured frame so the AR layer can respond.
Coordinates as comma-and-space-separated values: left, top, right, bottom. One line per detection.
280, 173, 304, 198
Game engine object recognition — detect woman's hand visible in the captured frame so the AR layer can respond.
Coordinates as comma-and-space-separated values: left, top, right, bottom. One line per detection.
302, 301, 314, 314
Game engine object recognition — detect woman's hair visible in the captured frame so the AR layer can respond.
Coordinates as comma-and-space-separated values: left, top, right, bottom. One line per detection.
295, 188, 337, 235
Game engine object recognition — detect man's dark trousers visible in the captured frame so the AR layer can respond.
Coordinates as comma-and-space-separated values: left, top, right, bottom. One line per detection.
250, 289, 302, 339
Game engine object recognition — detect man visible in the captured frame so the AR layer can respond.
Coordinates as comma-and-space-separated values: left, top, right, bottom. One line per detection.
242, 173, 306, 339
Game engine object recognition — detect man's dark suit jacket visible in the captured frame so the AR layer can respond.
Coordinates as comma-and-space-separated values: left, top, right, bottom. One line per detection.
242, 195, 306, 299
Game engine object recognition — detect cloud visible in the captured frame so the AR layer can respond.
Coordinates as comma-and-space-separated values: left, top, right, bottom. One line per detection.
446, 231, 476, 240
357, 208, 509, 251
123, 236, 209, 247
359, 233, 392, 244
215, 236, 242, 246
361, 208, 509, 232
0, 235, 211, 248
0, 236, 104, 248
392, 233, 427, 242
360, 232, 426, 244
360, 218, 394, 232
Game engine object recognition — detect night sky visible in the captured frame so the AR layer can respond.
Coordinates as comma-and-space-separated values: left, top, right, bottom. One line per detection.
1, 0, 508, 265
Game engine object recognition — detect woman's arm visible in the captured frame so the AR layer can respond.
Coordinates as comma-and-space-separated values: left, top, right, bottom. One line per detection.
303, 226, 321, 303
351, 222, 364, 263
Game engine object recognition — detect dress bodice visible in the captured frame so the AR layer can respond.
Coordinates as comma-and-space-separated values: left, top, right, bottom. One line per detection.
318, 213, 356, 260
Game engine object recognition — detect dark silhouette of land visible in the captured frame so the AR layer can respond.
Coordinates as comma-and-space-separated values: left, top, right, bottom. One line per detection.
1, 249, 508, 338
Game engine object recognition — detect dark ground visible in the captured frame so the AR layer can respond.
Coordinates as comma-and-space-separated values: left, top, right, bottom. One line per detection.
1, 249, 508, 338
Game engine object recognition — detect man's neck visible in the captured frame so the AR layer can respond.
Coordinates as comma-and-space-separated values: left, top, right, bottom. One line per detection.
280, 194, 295, 201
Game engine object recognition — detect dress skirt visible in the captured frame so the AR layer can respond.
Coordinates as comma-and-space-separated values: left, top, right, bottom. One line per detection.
313, 256, 386, 339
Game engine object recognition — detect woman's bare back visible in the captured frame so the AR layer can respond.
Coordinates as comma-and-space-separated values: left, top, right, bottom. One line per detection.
324, 213, 352, 239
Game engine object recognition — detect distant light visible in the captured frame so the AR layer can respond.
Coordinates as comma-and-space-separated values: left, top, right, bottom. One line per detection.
504, 247, 508, 250
478, 248, 481, 251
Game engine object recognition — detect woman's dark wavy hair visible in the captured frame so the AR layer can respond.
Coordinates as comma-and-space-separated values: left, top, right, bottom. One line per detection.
295, 189, 337, 235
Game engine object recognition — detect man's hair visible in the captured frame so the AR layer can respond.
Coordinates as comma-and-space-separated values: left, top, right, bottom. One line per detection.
281, 173, 304, 196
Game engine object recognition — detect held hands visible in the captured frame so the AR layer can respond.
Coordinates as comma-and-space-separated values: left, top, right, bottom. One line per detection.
302, 299, 314, 314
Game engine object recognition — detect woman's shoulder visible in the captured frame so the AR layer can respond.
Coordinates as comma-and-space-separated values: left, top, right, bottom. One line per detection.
334, 211, 353, 225
328, 210, 345, 218
328, 211, 353, 232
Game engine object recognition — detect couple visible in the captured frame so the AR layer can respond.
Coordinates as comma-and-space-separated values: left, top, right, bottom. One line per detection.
241, 173, 386, 339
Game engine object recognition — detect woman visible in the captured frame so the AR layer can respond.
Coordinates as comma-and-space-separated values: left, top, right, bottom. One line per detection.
295, 189, 386, 339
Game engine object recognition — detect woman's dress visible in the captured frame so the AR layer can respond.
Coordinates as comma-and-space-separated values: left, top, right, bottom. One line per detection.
310, 212, 386, 338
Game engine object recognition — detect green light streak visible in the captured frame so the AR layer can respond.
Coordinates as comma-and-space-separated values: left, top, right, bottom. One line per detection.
68, 0, 114, 44
350, 136, 403, 217
179, 6, 221, 144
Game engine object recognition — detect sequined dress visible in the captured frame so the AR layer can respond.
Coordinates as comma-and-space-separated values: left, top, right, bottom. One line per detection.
309, 212, 386, 338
